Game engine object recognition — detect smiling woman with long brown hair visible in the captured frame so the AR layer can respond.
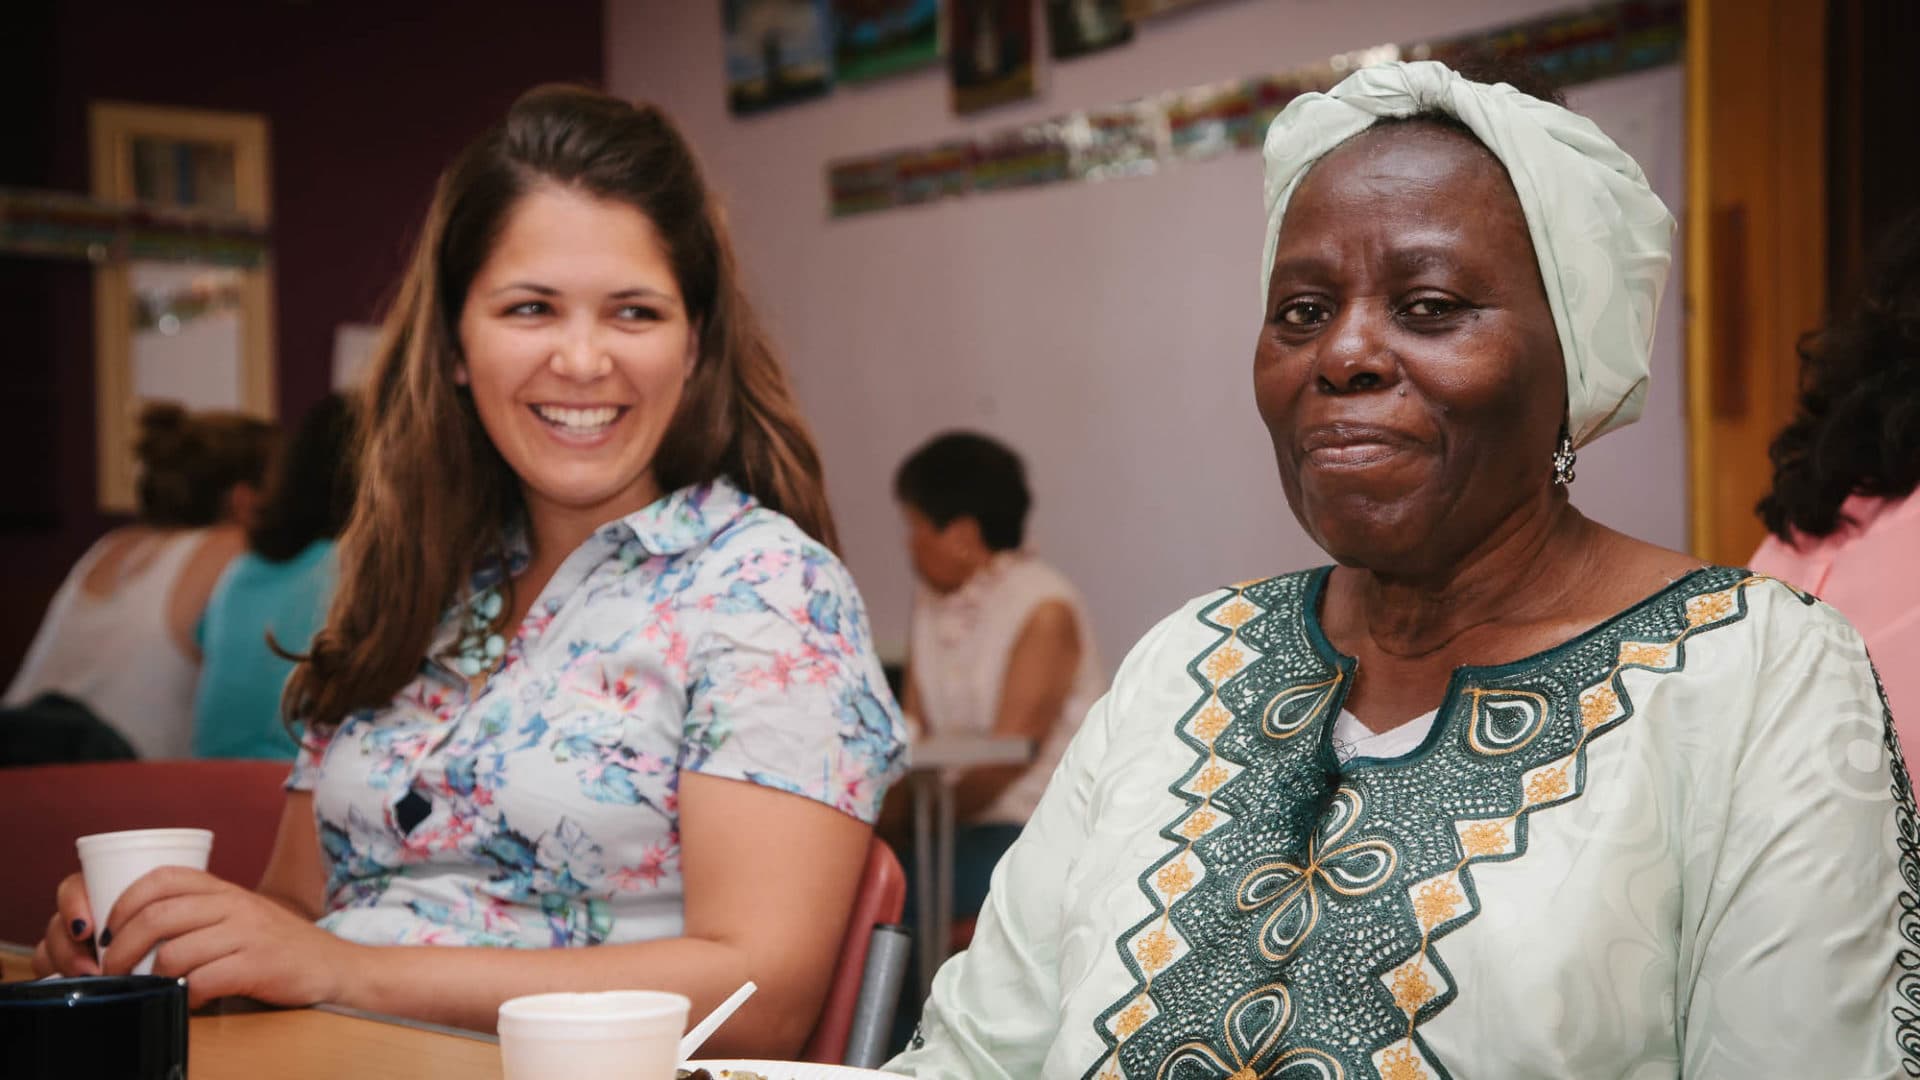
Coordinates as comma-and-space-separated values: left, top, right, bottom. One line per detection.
34, 86, 906, 1056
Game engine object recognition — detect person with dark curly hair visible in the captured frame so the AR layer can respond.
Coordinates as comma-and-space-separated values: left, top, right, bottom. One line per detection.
1751, 209, 1920, 746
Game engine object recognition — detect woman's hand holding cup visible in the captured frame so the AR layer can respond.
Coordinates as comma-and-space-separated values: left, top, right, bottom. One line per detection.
33, 826, 359, 1011
87, 865, 356, 1009
30, 871, 103, 979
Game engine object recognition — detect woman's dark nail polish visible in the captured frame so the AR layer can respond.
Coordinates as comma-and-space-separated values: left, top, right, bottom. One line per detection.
99, 928, 112, 948
70, 919, 87, 938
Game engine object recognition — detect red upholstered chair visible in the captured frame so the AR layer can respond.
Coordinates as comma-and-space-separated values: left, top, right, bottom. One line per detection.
799, 836, 908, 1065
0, 760, 292, 946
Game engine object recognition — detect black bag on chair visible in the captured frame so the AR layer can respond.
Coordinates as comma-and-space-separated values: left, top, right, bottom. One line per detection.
0, 692, 137, 767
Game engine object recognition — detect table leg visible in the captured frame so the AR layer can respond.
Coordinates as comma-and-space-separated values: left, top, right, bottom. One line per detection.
912, 772, 938, 1000
932, 777, 956, 989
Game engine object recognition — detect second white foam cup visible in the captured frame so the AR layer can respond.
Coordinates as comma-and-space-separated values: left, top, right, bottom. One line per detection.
75, 828, 214, 976
498, 990, 690, 1080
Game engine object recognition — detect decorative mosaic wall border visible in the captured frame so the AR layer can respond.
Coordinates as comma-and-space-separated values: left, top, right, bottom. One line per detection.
826, 0, 1682, 218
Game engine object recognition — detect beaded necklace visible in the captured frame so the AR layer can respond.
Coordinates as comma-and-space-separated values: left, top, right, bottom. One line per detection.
450, 581, 509, 685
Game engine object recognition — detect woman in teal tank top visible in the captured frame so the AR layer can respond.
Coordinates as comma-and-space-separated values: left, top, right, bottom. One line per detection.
193, 395, 357, 759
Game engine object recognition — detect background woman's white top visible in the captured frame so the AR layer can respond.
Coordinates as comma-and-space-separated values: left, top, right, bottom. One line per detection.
4, 529, 210, 759
909, 553, 1103, 825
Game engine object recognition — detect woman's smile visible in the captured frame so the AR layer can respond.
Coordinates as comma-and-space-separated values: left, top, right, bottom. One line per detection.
1299, 423, 1422, 470
526, 402, 632, 446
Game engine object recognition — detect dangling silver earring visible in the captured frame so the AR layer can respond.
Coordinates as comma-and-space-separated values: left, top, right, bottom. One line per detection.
1551, 428, 1577, 486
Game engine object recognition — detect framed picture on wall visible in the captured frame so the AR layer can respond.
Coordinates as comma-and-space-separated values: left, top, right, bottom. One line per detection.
1047, 0, 1131, 59
1118, 0, 1218, 18
89, 102, 276, 513
951, 0, 1037, 114
726, 0, 835, 114
832, 0, 943, 82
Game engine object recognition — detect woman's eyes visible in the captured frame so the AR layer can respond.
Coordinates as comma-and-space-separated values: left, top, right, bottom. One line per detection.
1269, 294, 1472, 335
1401, 297, 1464, 319
1274, 299, 1331, 327
499, 301, 663, 322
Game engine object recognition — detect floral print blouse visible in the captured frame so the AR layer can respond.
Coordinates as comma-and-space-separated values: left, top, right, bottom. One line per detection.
289, 479, 907, 948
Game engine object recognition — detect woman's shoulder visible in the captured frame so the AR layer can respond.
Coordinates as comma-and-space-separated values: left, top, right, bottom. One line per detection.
171, 525, 246, 591
1671, 567, 1877, 697
612, 480, 848, 593
179, 524, 246, 577
62, 527, 139, 595
698, 503, 845, 578
214, 540, 336, 598
1665, 569, 1899, 827
1693, 565, 1851, 633
991, 554, 1090, 611
1001, 552, 1073, 588
669, 503, 872, 624
1106, 569, 1324, 690
710, 500, 828, 550
72, 525, 196, 595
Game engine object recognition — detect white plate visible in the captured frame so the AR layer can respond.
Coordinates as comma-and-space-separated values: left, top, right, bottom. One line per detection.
682, 1060, 905, 1079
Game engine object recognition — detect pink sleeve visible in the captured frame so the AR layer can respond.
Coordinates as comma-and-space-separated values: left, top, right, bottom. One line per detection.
1747, 532, 1821, 591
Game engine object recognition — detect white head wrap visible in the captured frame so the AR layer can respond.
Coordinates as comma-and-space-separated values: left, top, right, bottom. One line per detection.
1260, 61, 1674, 446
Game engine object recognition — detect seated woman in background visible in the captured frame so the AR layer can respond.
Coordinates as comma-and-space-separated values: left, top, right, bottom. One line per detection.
36, 86, 906, 1057
193, 393, 358, 760
1751, 209, 1920, 745
892, 61, 1913, 1079
5, 402, 274, 760
891, 432, 1102, 913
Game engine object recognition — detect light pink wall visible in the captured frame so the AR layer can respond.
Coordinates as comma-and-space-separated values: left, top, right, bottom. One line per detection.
606, 0, 1688, 665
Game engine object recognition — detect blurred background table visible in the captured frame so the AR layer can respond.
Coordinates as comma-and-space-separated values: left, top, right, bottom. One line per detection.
1, 941, 501, 1079
903, 735, 1033, 997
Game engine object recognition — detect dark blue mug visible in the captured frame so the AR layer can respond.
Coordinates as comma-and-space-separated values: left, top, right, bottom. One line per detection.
0, 974, 189, 1079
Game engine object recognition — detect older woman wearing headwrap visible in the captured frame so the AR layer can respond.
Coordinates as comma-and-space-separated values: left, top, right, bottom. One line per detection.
887, 62, 1915, 1079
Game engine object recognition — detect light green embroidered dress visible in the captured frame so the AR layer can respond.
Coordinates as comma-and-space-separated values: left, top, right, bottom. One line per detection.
889, 567, 1915, 1079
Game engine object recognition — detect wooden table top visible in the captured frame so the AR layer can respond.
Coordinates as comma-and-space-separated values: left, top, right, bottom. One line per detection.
185, 1007, 501, 1080
0, 947, 32, 983
2, 943, 502, 1079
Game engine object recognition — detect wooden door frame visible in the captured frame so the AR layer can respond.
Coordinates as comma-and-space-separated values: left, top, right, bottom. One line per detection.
1683, 0, 1828, 564
88, 101, 276, 513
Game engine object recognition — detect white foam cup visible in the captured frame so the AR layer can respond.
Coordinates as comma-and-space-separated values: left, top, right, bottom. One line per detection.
75, 828, 214, 976
497, 990, 691, 1080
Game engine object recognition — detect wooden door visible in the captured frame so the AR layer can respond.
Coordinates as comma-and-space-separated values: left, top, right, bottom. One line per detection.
1684, 0, 1828, 564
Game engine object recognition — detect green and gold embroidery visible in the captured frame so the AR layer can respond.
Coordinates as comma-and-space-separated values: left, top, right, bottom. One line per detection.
1880, 665, 1920, 1067
1158, 983, 1341, 1080
1086, 567, 1768, 1080
1236, 788, 1397, 963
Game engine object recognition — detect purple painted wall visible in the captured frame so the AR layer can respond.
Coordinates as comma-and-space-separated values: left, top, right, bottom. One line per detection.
0, 1, 605, 684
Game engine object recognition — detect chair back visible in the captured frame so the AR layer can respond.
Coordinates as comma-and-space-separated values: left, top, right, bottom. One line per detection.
0, 760, 291, 945
799, 837, 907, 1064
